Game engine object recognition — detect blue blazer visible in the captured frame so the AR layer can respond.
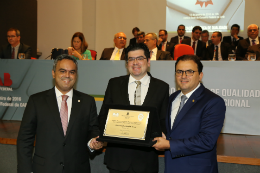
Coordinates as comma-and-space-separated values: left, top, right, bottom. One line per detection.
165, 84, 226, 173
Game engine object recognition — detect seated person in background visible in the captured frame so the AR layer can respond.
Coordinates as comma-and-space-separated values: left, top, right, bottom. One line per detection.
129, 27, 140, 45
170, 24, 190, 45
206, 32, 232, 61
100, 32, 127, 60
137, 31, 145, 44
236, 24, 260, 60
157, 29, 175, 57
144, 33, 172, 60
247, 44, 260, 60
201, 30, 212, 48
223, 24, 244, 51
182, 26, 206, 60
68, 32, 92, 60
0, 28, 32, 59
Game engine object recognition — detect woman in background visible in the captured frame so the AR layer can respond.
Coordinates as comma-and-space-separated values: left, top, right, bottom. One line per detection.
68, 32, 92, 60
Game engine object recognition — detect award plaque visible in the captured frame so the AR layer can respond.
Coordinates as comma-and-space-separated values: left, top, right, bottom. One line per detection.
97, 104, 162, 147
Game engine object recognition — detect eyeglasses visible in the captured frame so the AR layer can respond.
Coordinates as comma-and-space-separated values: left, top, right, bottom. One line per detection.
117, 37, 127, 40
7, 35, 16, 38
175, 70, 197, 77
128, 56, 147, 62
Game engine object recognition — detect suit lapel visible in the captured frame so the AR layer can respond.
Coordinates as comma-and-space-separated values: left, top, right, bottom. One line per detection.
167, 91, 180, 132
120, 75, 131, 105
17, 44, 22, 59
121, 48, 126, 60
65, 89, 81, 139
46, 88, 64, 136
156, 50, 161, 60
171, 84, 205, 132
142, 75, 157, 106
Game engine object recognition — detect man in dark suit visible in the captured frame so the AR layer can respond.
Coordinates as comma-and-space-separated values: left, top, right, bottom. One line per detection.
236, 24, 260, 60
153, 55, 226, 173
201, 30, 212, 48
100, 32, 127, 60
0, 28, 32, 59
99, 43, 169, 173
144, 33, 172, 60
170, 25, 190, 45
157, 29, 175, 57
17, 55, 102, 173
206, 32, 232, 60
223, 24, 244, 50
182, 26, 206, 60
129, 27, 140, 46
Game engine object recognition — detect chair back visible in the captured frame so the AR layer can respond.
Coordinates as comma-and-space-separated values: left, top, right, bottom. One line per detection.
89, 49, 97, 60
174, 44, 194, 60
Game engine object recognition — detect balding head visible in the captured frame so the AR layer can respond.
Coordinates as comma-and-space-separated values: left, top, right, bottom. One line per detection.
114, 32, 127, 49
247, 24, 259, 39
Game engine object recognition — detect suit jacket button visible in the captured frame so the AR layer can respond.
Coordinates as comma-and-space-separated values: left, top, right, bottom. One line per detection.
60, 162, 64, 166
169, 137, 172, 140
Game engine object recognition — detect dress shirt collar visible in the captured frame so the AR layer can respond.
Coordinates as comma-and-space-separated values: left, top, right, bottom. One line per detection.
214, 42, 221, 48
12, 43, 20, 49
249, 37, 259, 44
129, 73, 150, 86
151, 47, 158, 54
191, 39, 198, 43
179, 83, 201, 99
114, 46, 124, 52
55, 86, 73, 99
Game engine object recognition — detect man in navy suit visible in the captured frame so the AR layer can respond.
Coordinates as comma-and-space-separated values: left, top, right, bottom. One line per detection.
153, 55, 226, 173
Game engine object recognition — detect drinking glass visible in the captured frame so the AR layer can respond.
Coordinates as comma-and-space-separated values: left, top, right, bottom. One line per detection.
228, 54, 236, 61
247, 53, 256, 61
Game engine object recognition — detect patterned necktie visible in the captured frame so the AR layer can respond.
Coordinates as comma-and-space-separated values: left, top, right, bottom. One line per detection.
180, 37, 182, 44
192, 41, 195, 51
176, 95, 187, 115
161, 42, 165, 51
252, 40, 256, 45
60, 95, 69, 136
114, 49, 120, 60
11, 47, 15, 59
215, 46, 219, 61
134, 81, 141, 105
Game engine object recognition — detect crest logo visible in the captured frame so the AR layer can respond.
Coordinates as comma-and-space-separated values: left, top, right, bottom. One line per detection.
113, 113, 119, 117
0, 73, 12, 87
138, 114, 144, 121
195, 0, 213, 8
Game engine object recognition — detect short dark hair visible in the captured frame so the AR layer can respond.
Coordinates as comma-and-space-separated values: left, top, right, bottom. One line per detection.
7, 28, 20, 36
177, 24, 185, 30
132, 27, 140, 34
159, 29, 168, 35
192, 26, 202, 33
231, 24, 240, 31
125, 43, 150, 62
137, 31, 145, 37
175, 55, 203, 74
201, 30, 209, 36
213, 31, 222, 41
53, 54, 78, 72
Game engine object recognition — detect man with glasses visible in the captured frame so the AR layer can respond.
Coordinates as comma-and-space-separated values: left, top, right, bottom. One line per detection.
144, 33, 172, 60
100, 32, 127, 60
153, 55, 226, 173
99, 43, 169, 173
0, 28, 32, 59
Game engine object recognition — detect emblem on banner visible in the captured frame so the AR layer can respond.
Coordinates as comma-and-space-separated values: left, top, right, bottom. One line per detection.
113, 113, 119, 117
138, 114, 144, 121
195, 0, 213, 8
0, 73, 12, 86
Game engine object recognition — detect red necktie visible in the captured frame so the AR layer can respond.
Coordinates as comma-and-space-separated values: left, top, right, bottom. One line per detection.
192, 41, 195, 51
180, 37, 182, 44
161, 43, 165, 51
60, 95, 69, 136
11, 47, 15, 59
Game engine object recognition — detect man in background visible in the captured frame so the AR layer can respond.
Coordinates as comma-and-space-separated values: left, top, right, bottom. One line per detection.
137, 31, 145, 44
100, 32, 127, 60
144, 33, 172, 60
170, 25, 190, 45
157, 29, 175, 57
201, 30, 212, 48
129, 27, 140, 45
0, 28, 32, 59
182, 26, 206, 60
223, 24, 244, 50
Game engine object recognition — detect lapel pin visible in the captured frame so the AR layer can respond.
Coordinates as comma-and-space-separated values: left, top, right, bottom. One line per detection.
192, 100, 195, 102
78, 100, 80, 102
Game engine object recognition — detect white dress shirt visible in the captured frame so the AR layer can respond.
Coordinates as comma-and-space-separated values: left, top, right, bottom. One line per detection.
128, 73, 150, 105
249, 37, 259, 46
110, 47, 124, 60
170, 83, 201, 128
213, 42, 223, 61
150, 47, 158, 61
11, 43, 20, 59
190, 39, 198, 55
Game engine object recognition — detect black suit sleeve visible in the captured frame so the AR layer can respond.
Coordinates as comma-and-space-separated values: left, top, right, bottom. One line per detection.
17, 96, 37, 173
159, 84, 169, 134
88, 97, 100, 140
